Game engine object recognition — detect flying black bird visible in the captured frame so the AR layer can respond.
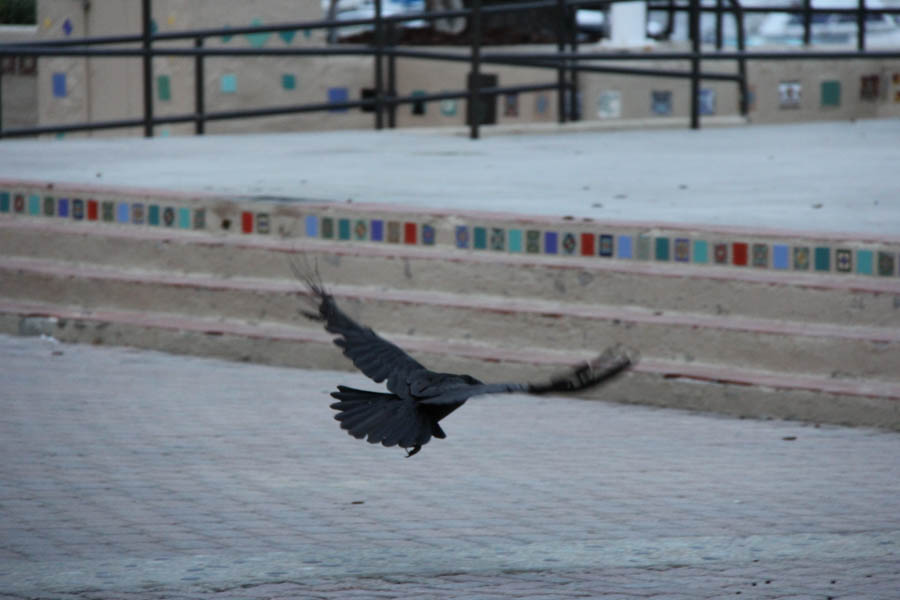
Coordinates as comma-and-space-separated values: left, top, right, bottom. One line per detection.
294, 261, 636, 457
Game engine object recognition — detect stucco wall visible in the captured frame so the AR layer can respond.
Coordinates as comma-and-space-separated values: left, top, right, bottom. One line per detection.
25, 0, 900, 138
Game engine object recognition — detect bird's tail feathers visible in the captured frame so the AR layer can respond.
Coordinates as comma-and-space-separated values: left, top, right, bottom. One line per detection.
330, 386, 435, 455
528, 344, 637, 395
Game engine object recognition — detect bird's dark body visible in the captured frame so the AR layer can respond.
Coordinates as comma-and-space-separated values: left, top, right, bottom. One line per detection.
295, 261, 635, 456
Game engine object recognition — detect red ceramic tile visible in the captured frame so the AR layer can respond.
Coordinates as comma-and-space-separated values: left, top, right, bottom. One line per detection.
580, 233, 595, 256
404, 222, 417, 244
241, 211, 253, 234
732, 242, 748, 266
87, 199, 98, 221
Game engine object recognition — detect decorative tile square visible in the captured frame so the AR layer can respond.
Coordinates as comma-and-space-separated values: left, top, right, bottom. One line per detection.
52, 72, 67, 97
116, 202, 130, 223
544, 232, 558, 255
103, 201, 115, 222
354, 219, 368, 240
58, 198, 69, 218
836, 248, 852, 273
692, 240, 708, 263
281, 73, 296, 91
508, 229, 523, 253
651, 90, 672, 116
440, 98, 457, 117
72, 199, 84, 220
655, 237, 670, 261
220, 73, 237, 94
752, 243, 768, 268
878, 252, 895, 276
163, 206, 176, 227
674, 238, 690, 262
857, 250, 873, 275
779, 81, 802, 108
193, 208, 206, 230
526, 230, 541, 253
773, 244, 789, 269
305, 215, 318, 237
490, 228, 505, 251
87, 200, 98, 220
132, 203, 145, 224
371, 219, 384, 241
28, 194, 40, 215
322, 217, 334, 239
579, 233, 594, 256
157, 74, 171, 102
504, 93, 519, 117
0, 192, 9, 213
794, 247, 810, 270
714, 243, 728, 264
637, 235, 651, 261
821, 80, 841, 107
860, 74, 880, 100
411, 90, 427, 116
422, 224, 436, 246
698, 88, 716, 115
404, 222, 417, 244
599, 234, 614, 257
338, 218, 351, 240
617, 235, 632, 259
562, 233, 577, 255
814, 247, 830, 272
328, 87, 349, 112
596, 90, 621, 119
147, 204, 159, 226
387, 221, 400, 243
240, 211, 252, 233
43, 196, 55, 216
732, 242, 748, 266
473, 227, 487, 250
14, 194, 24, 213
455, 226, 469, 249
255, 212, 269, 234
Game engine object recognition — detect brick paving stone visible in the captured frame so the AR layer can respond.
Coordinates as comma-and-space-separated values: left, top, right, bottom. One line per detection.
1, 334, 899, 599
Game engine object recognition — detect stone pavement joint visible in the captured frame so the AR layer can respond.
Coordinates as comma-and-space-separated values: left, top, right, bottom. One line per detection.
1, 334, 899, 599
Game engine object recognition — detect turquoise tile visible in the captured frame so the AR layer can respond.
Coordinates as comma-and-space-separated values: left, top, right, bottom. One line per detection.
655, 237, 670, 261
0, 191, 9, 213
148, 205, 160, 226
28, 194, 40, 215
508, 229, 522, 253
814, 247, 830, 272
693, 240, 708, 263
857, 250, 873, 275
221, 73, 237, 93
178, 207, 191, 229
473, 227, 487, 250
338, 218, 351, 240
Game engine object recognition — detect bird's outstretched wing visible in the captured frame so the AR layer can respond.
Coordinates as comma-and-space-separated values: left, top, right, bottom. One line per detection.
291, 259, 428, 398
527, 344, 637, 395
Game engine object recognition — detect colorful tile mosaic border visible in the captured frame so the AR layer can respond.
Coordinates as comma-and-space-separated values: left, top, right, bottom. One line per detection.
3, 187, 899, 278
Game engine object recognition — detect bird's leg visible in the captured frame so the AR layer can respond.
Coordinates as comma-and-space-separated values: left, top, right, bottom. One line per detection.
405, 445, 421, 458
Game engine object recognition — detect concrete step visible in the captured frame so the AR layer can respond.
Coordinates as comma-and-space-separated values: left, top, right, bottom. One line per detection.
1, 255, 898, 382
2, 218, 899, 327
3, 298, 899, 430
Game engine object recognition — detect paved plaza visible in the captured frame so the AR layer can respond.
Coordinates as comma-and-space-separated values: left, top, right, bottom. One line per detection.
1, 333, 899, 599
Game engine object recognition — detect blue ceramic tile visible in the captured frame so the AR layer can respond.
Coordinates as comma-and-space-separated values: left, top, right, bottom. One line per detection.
773, 244, 790, 269
58, 198, 69, 218
305, 215, 318, 237
617, 235, 632, 259
371, 219, 384, 241
544, 231, 558, 255
116, 203, 130, 223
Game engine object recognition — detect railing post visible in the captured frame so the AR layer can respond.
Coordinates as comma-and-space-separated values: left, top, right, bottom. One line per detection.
857, 0, 866, 51
556, 0, 567, 124
715, 0, 724, 50
567, 4, 578, 121
802, 0, 812, 46
387, 23, 397, 129
374, 0, 384, 130
728, 0, 749, 117
194, 37, 205, 135
141, 0, 154, 137
0, 66, 4, 139
689, 0, 700, 129
469, 0, 482, 140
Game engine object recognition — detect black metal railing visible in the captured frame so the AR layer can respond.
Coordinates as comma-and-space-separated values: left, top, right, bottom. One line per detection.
1, 0, 899, 140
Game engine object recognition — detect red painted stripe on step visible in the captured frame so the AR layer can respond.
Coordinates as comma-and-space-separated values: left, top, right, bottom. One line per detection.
2, 299, 899, 401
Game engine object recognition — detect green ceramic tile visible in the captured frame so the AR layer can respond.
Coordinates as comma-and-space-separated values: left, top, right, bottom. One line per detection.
473, 227, 487, 250
821, 80, 840, 107
655, 237, 669, 261
338, 218, 351, 240
814, 247, 830, 272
